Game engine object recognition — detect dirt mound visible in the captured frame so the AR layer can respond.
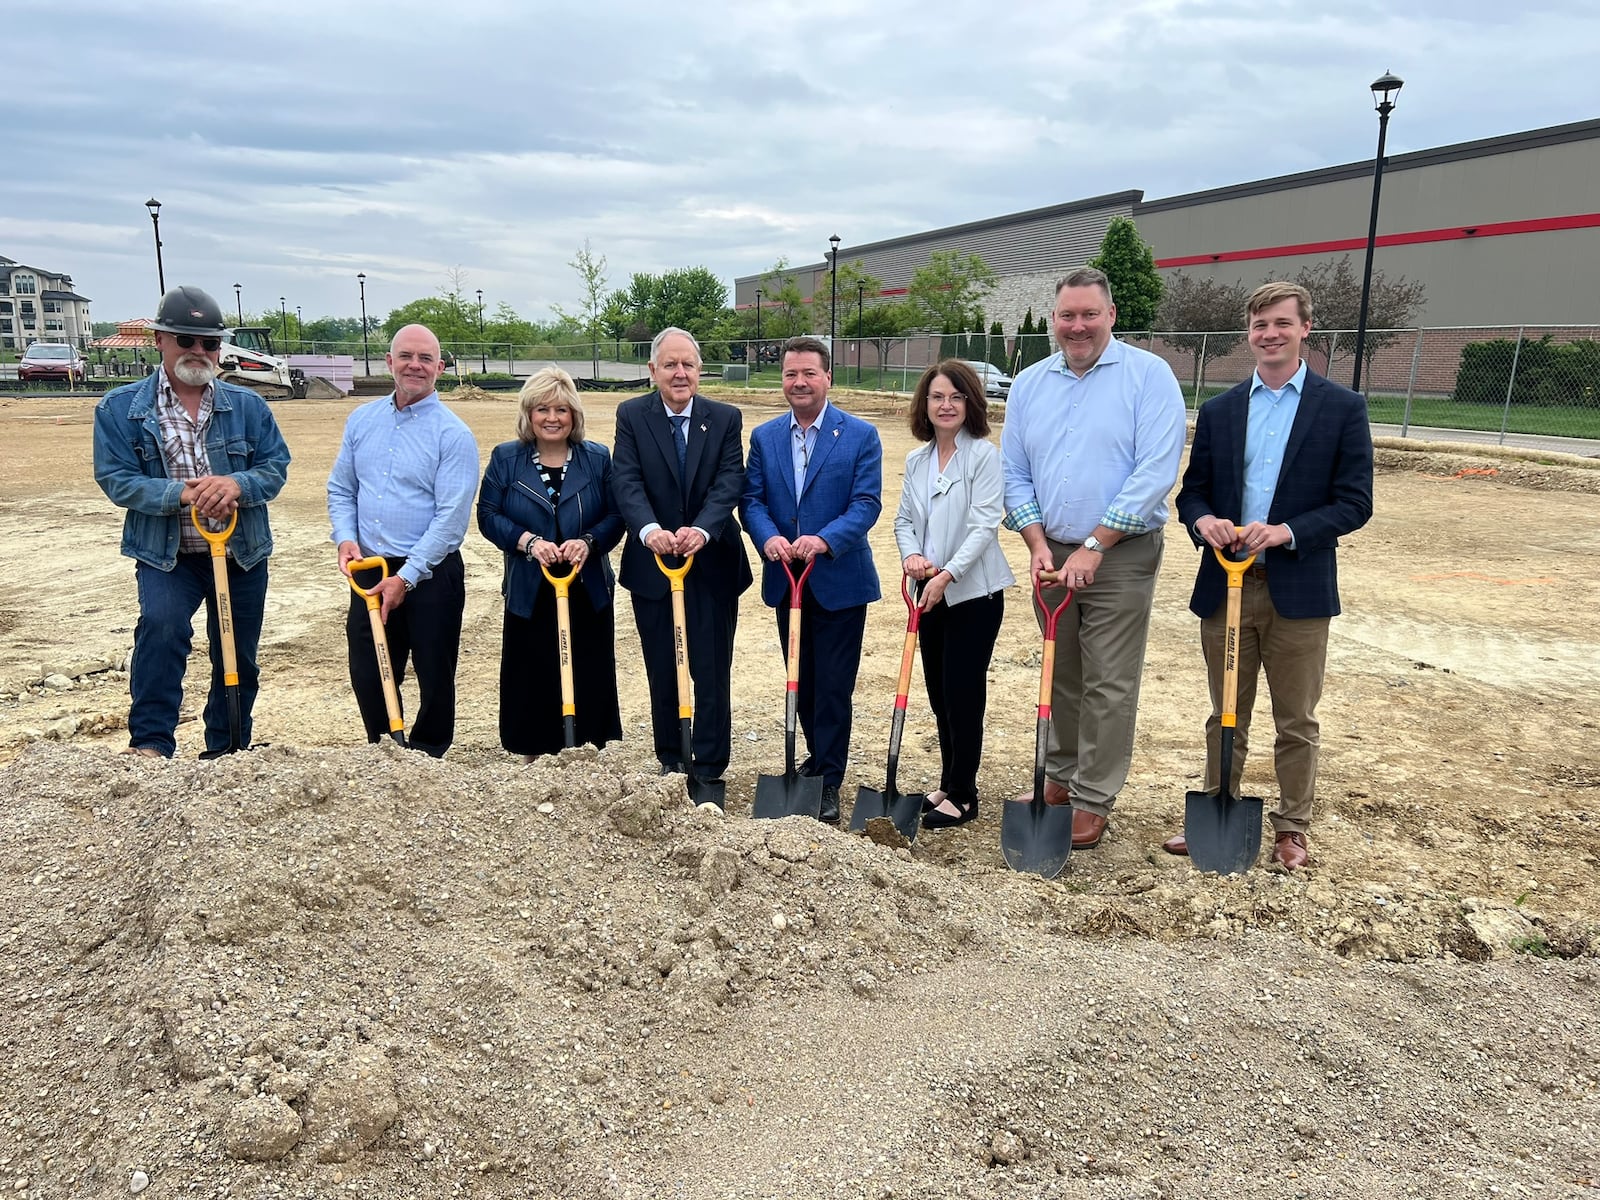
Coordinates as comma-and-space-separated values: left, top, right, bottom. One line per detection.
3, 742, 1596, 1197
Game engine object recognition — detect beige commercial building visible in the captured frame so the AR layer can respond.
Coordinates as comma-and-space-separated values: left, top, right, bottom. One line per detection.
734, 118, 1600, 330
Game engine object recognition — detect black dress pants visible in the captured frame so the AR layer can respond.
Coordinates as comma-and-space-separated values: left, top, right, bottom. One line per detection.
346, 552, 465, 757
917, 590, 1005, 806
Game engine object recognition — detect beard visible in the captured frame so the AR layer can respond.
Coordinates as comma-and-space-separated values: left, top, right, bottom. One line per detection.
171, 356, 218, 387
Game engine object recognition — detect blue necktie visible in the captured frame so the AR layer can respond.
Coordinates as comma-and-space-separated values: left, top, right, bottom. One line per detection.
671, 413, 689, 481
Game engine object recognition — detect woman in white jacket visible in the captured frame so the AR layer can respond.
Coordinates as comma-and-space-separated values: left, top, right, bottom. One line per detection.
894, 360, 1015, 828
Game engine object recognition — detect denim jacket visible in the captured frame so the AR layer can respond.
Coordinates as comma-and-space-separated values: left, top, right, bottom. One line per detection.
92, 373, 291, 571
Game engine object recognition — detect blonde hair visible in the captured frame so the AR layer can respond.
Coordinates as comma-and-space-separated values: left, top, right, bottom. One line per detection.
1247, 281, 1313, 325
516, 367, 585, 444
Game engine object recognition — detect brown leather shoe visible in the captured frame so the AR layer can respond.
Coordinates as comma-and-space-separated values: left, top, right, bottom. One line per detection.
1013, 780, 1073, 806
1272, 831, 1309, 869
1071, 809, 1107, 849
1161, 833, 1189, 856
120, 746, 162, 759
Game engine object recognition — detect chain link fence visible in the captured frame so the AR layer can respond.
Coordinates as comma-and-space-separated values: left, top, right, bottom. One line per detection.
50, 326, 1595, 444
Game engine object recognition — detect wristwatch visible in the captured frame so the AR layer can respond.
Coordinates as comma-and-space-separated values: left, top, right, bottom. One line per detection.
1082, 535, 1106, 554
401, 576, 415, 593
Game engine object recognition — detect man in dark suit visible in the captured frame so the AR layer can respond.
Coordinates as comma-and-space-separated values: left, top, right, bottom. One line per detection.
741, 335, 883, 823
612, 327, 753, 783
1165, 281, 1374, 869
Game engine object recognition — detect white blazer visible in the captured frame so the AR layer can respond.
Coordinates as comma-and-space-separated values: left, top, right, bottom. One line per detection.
893, 429, 1015, 606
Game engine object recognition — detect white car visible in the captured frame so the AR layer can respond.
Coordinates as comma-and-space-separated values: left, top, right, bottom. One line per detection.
958, 359, 1012, 398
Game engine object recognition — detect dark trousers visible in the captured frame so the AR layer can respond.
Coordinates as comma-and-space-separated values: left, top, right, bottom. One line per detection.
345, 552, 464, 757
632, 583, 739, 777
129, 554, 268, 757
917, 590, 1006, 807
775, 594, 867, 788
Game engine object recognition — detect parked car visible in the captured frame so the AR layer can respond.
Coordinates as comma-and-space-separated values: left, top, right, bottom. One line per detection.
958, 359, 1012, 398
18, 343, 87, 385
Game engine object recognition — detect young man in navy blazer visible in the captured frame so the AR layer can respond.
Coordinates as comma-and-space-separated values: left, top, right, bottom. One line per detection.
1165, 281, 1374, 869
611, 327, 753, 784
741, 336, 883, 823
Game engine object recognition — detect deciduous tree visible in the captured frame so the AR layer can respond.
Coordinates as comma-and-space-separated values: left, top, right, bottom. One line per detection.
906, 250, 996, 332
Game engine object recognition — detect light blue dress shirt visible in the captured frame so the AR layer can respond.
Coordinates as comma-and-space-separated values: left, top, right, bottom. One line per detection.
327, 391, 481, 588
1000, 339, 1186, 540
1242, 360, 1308, 531
789, 399, 829, 497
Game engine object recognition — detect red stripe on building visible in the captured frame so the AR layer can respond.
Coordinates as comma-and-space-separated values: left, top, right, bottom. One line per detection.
1154, 212, 1600, 269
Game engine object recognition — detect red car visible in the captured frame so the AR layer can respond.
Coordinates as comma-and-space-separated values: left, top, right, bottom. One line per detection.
19, 343, 87, 385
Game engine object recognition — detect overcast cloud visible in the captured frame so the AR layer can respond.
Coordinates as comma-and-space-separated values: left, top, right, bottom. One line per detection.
4, 0, 1595, 324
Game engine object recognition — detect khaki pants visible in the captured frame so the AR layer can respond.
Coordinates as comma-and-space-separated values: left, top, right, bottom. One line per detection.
1035, 530, 1164, 816
1199, 574, 1329, 833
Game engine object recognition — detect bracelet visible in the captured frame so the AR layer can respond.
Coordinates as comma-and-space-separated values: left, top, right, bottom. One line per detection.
523, 534, 541, 562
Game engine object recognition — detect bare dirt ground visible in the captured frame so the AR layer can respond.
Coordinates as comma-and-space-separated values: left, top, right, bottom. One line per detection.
1, 389, 1597, 1199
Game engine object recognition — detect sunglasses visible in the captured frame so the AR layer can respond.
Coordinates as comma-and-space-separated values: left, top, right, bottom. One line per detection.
173, 335, 222, 351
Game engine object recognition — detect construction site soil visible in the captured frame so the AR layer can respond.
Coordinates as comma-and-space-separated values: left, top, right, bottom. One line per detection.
0, 389, 1596, 1199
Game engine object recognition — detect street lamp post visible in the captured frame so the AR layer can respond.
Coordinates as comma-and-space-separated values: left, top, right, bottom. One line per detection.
233, 283, 242, 326
144, 199, 165, 294
279, 297, 287, 348
357, 273, 370, 376
1352, 71, 1404, 394
855, 282, 865, 384
476, 289, 486, 373
827, 233, 841, 347
296, 305, 302, 351
754, 288, 763, 372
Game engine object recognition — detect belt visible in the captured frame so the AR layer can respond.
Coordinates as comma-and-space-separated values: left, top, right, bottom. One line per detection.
1243, 563, 1268, 580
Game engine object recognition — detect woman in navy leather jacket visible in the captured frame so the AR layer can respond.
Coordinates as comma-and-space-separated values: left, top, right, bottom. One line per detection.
477, 367, 624, 759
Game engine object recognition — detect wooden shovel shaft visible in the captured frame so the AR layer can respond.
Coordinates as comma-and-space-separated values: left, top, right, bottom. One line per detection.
1212, 534, 1257, 794
347, 555, 405, 738
541, 561, 578, 746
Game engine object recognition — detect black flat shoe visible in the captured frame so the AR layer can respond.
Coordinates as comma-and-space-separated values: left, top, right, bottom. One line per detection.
920, 788, 947, 814
922, 798, 977, 829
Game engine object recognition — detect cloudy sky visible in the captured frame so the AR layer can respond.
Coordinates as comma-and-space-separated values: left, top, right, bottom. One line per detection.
5, 0, 1595, 325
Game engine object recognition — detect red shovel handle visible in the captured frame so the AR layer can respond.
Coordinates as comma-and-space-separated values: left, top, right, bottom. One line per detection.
781, 554, 816, 608
900, 570, 925, 634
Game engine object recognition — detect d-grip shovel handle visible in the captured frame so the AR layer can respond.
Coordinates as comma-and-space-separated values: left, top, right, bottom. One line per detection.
654, 553, 696, 720
1212, 530, 1257, 730
347, 555, 389, 609
541, 560, 578, 740
345, 556, 405, 742
1032, 570, 1075, 716
191, 506, 238, 551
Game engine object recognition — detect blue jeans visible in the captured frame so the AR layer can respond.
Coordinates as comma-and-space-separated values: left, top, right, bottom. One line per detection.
129, 554, 269, 756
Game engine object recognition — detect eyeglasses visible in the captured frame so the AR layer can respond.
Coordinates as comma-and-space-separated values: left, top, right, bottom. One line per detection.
173, 335, 222, 351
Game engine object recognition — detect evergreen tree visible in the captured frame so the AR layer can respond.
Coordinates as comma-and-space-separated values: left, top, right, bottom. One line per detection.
1088, 216, 1164, 334
988, 320, 1007, 372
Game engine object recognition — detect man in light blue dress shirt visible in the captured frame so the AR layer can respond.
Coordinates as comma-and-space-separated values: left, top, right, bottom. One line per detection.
328, 324, 480, 756
1000, 267, 1187, 850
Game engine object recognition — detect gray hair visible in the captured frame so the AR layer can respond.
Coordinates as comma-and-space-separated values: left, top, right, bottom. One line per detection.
649, 326, 702, 364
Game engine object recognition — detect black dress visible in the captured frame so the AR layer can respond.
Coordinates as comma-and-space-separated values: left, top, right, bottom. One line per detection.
498, 461, 624, 756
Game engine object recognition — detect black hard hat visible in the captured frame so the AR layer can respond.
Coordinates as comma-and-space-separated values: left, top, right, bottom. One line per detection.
151, 286, 228, 336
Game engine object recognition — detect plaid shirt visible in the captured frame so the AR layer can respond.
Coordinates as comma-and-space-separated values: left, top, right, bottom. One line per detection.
154, 368, 224, 554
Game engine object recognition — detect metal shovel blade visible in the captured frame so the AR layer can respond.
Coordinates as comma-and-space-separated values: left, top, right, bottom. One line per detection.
753, 772, 823, 820
850, 785, 924, 842
1001, 796, 1075, 880
1182, 788, 1263, 875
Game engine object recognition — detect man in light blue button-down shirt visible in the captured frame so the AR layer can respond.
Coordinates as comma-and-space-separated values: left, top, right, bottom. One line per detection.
1000, 267, 1186, 850
328, 323, 480, 756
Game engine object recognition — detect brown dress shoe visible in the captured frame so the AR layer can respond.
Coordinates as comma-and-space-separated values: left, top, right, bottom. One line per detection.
1272, 831, 1309, 869
120, 746, 163, 759
1014, 780, 1073, 806
1161, 833, 1189, 856
1071, 809, 1107, 849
